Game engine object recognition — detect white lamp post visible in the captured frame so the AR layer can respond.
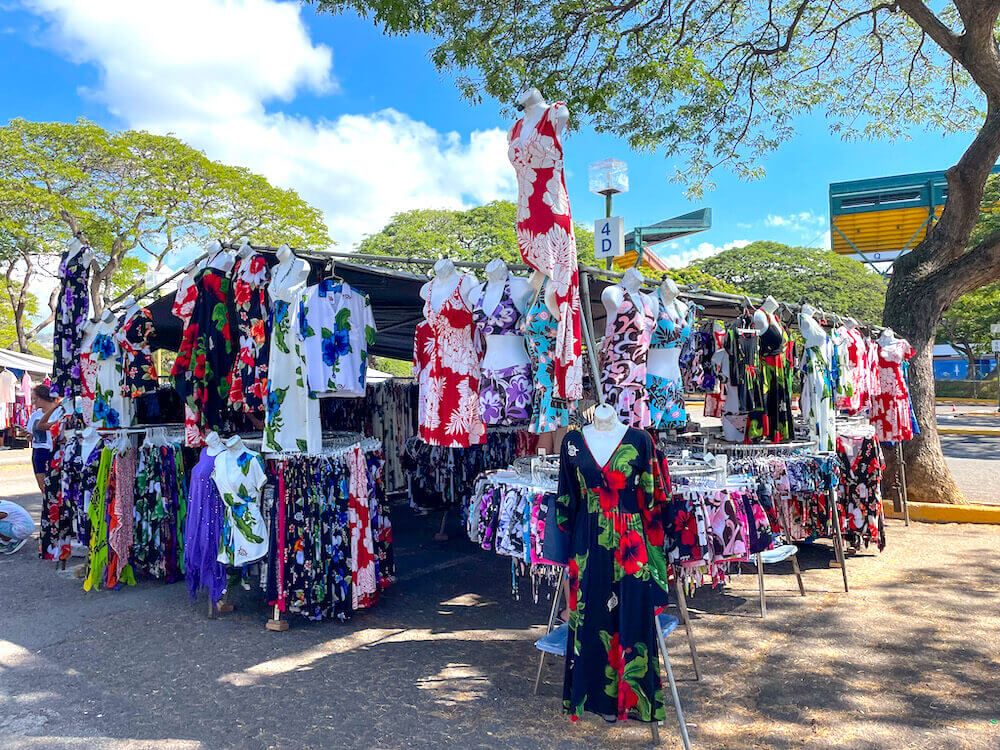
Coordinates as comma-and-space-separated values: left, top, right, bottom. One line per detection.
589, 159, 629, 268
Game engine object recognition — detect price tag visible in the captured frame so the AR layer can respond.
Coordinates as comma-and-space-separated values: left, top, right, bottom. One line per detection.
594, 217, 625, 259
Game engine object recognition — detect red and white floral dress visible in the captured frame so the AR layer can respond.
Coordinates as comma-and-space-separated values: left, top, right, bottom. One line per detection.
508, 102, 582, 401
413, 280, 486, 448
871, 338, 914, 442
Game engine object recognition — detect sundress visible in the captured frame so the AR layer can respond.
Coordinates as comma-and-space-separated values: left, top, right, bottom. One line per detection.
263, 261, 321, 454
92, 325, 131, 429
872, 338, 915, 442
600, 290, 654, 428
508, 103, 582, 401
799, 319, 836, 452
647, 298, 693, 429
835, 327, 871, 415
172, 268, 236, 446
837, 435, 886, 551
556, 428, 670, 723
40, 435, 80, 561
51, 246, 91, 399
213, 445, 268, 566
227, 252, 271, 414
472, 279, 532, 426
348, 445, 377, 609
522, 283, 573, 434
184, 448, 227, 603
134, 443, 186, 582
121, 307, 159, 397
414, 279, 486, 448
748, 311, 795, 443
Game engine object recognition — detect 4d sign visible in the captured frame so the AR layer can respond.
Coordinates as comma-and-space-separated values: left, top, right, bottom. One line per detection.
594, 217, 624, 259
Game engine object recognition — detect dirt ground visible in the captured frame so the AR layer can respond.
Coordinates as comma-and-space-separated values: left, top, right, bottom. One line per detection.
1, 461, 999, 750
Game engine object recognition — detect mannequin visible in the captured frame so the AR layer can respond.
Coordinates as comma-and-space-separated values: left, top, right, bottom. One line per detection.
798, 304, 826, 342
581, 403, 628, 467
752, 295, 780, 335
647, 277, 690, 380
271, 243, 309, 291
121, 296, 141, 324
420, 258, 478, 312
204, 430, 225, 456
80, 424, 102, 464
206, 240, 234, 273
476, 259, 532, 372
528, 269, 561, 318
878, 328, 897, 348
237, 237, 254, 258
66, 236, 94, 266
224, 434, 245, 453
601, 268, 653, 319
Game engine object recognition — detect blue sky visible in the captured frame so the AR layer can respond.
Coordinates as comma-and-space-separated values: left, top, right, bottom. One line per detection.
0, 0, 982, 268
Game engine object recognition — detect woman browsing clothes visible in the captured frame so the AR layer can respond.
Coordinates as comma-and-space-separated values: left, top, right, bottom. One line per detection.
26, 385, 62, 492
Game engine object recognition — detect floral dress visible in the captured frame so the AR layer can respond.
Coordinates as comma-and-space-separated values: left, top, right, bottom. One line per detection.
92, 323, 131, 428
227, 253, 271, 415
522, 283, 574, 434
872, 339, 915, 443
264, 262, 321, 454
172, 268, 236, 446
472, 279, 532, 426
647, 299, 693, 430
184, 448, 227, 603
121, 307, 159, 397
213, 446, 268, 566
556, 428, 670, 723
837, 434, 886, 551
414, 279, 486, 447
51, 246, 91, 398
799, 319, 836, 452
508, 103, 582, 401
748, 310, 795, 443
600, 290, 654, 428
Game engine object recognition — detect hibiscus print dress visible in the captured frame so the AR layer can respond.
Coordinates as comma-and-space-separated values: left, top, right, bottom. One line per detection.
121, 307, 159, 397
871, 338, 915, 443
508, 103, 582, 402
227, 252, 271, 415
556, 428, 671, 723
414, 279, 486, 448
51, 246, 91, 398
522, 284, 574, 434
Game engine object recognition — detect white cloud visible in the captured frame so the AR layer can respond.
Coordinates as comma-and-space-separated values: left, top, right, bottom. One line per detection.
661, 239, 751, 268
22, 0, 516, 248
763, 210, 827, 233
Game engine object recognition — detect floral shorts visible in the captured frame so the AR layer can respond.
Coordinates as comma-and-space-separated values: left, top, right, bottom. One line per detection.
480, 364, 532, 426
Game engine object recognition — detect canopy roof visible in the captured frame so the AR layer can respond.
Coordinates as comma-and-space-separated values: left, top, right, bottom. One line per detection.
143, 247, 879, 363
0, 347, 52, 375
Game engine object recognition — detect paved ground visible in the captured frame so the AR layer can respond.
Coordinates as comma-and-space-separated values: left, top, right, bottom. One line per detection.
1, 462, 999, 749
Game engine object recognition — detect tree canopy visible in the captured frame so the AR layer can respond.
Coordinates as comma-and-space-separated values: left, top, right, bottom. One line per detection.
693, 241, 887, 323
0, 118, 331, 348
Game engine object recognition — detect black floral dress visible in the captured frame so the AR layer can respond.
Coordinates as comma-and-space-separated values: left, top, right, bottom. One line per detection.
171, 268, 235, 445
121, 307, 159, 397
51, 247, 91, 398
227, 253, 270, 415
556, 428, 670, 723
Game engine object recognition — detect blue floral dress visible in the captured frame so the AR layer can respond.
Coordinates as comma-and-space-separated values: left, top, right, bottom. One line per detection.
521, 283, 574, 434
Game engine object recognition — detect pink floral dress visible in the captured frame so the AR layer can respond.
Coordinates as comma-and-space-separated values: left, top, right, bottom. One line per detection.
414, 280, 486, 448
508, 103, 582, 402
599, 291, 654, 428
872, 339, 915, 442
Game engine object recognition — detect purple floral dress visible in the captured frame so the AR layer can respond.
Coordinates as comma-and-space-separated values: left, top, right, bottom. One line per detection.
472, 279, 532, 426
183, 448, 227, 604
51, 247, 91, 398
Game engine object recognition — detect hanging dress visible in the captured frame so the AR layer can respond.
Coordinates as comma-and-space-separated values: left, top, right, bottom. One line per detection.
872, 338, 915, 442
799, 321, 836, 452
227, 252, 271, 415
172, 268, 236, 446
836, 434, 886, 551
600, 290, 654, 428
646, 297, 693, 430
472, 279, 532, 426
556, 428, 670, 723
92, 325, 131, 429
508, 103, 582, 401
213, 445, 268, 566
415, 279, 486, 448
51, 246, 91, 399
184, 448, 227, 603
748, 310, 795, 443
263, 263, 321, 454
522, 282, 574, 434
121, 307, 159, 397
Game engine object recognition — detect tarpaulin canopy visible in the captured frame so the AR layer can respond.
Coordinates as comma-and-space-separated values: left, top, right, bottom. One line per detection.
0, 347, 52, 375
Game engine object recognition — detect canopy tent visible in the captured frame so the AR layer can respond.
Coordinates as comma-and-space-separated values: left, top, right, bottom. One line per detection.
141, 247, 881, 362
0, 347, 52, 376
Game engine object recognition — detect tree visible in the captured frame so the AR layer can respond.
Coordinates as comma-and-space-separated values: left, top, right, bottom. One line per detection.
317, 0, 1000, 503
939, 282, 1000, 377
693, 241, 887, 322
0, 119, 331, 345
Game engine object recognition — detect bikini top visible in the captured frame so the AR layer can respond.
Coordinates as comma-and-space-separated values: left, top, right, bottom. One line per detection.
650, 294, 692, 349
758, 310, 786, 357
473, 278, 522, 337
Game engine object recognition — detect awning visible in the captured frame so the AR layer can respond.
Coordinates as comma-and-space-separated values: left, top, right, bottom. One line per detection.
0, 347, 52, 375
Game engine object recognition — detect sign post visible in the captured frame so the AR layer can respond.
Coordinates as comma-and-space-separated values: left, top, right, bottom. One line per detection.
594, 217, 625, 261
993, 323, 1000, 412
588, 159, 629, 270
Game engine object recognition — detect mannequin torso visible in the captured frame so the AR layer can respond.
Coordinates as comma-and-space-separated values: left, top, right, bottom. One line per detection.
420, 259, 478, 312
270, 245, 309, 298
204, 430, 224, 456
581, 403, 629, 466
648, 281, 690, 380
475, 261, 531, 370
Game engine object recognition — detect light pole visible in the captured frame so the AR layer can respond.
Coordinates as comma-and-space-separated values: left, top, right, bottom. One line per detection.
589, 159, 629, 270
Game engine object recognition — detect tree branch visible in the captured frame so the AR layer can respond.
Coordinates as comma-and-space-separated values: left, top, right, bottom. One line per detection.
896, 0, 963, 60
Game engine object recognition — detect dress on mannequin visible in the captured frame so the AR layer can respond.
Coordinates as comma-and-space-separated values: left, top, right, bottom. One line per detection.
646, 285, 693, 429
599, 284, 654, 428
555, 421, 670, 723
213, 440, 268, 565
227, 250, 271, 414
799, 308, 836, 451
508, 93, 582, 401
872, 334, 915, 442
748, 307, 795, 443
472, 275, 532, 425
521, 279, 574, 434
51, 240, 92, 399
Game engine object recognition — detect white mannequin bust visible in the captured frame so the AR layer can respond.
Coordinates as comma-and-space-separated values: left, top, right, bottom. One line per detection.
420, 258, 478, 312
237, 237, 253, 258
272, 244, 309, 290
66, 236, 94, 267
206, 240, 234, 273
121, 296, 140, 324
601, 268, 654, 319
224, 434, 246, 454
753, 295, 780, 335
581, 403, 629, 466
515, 86, 569, 139
648, 275, 690, 381
799, 304, 826, 346
476, 259, 531, 371
879, 328, 897, 348
81, 424, 102, 461
657, 278, 689, 321
204, 430, 225, 456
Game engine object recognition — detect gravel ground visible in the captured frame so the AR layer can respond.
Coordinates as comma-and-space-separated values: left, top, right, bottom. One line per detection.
1, 462, 999, 749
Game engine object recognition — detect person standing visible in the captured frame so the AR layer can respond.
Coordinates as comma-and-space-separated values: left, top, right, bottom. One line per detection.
26, 385, 62, 492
